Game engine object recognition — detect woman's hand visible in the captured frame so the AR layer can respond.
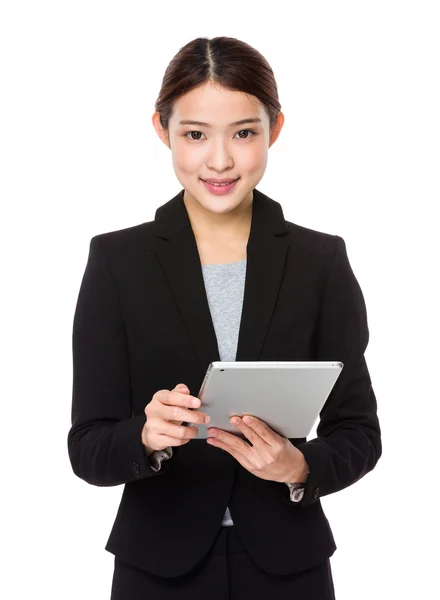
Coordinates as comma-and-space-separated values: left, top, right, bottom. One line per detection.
142, 384, 210, 453
207, 415, 309, 484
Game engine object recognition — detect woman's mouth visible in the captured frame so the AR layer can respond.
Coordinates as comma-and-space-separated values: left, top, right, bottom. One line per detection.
201, 178, 239, 195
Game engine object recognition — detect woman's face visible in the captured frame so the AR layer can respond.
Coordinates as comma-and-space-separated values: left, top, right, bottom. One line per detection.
153, 81, 284, 217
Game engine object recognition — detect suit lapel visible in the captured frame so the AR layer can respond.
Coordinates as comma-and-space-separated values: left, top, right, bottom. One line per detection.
151, 188, 289, 363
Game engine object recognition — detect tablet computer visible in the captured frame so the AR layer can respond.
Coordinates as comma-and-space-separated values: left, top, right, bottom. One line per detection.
189, 361, 343, 440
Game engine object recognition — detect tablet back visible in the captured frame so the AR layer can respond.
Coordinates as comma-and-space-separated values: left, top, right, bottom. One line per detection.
194, 361, 343, 439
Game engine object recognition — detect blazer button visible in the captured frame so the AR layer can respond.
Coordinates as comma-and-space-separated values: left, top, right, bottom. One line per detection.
133, 460, 141, 474
313, 486, 320, 500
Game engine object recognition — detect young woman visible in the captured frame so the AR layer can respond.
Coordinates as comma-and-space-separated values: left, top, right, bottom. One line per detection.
68, 36, 382, 599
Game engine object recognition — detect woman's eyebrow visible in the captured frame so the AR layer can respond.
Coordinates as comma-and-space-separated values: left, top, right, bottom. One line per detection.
178, 118, 262, 128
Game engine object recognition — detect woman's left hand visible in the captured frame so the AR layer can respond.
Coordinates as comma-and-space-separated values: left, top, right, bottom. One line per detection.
206, 415, 309, 484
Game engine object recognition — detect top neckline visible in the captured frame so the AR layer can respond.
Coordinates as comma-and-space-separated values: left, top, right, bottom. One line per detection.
201, 258, 247, 266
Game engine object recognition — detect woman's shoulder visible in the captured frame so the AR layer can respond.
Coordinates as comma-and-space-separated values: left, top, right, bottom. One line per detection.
92, 220, 153, 244
285, 219, 341, 258
88, 220, 154, 257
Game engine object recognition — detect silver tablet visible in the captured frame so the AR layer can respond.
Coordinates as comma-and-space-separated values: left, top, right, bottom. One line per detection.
191, 361, 343, 440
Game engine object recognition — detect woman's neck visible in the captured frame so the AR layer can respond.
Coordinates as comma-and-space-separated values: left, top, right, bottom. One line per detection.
183, 189, 253, 244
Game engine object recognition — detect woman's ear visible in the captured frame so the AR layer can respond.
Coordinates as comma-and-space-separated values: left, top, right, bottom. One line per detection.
152, 111, 171, 149
269, 111, 285, 148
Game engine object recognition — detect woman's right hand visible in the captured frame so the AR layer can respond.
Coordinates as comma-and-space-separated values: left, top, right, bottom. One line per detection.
142, 383, 211, 454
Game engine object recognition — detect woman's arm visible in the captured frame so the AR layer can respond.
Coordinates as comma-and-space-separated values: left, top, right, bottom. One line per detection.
297, 235, 382, 507
67, 236, 172, 486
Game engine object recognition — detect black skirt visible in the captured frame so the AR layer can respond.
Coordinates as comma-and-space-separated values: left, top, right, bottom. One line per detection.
110, 525, 336, 600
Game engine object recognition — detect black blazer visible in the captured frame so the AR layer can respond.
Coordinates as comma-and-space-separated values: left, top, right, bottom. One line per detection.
68, 187, 382, 578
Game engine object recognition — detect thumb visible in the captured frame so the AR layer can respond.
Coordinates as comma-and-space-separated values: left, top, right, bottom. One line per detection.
175, 384, 189, 392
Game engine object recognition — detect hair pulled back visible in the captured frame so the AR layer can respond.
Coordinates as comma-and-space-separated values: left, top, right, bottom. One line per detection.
154, 37, 281, 132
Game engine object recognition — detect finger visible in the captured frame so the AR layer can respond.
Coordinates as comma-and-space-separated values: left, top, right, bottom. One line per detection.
156, 391, 203, 425
229, 417, 261, 447
164, 390, 201, 409
160, 420, 199, 440
170, 385, 191, 424
206, 435, 255, 471
153, 432, 193, 447
239, 415, 279, 447
208, 427, 254, 457
163, 403, 210, 426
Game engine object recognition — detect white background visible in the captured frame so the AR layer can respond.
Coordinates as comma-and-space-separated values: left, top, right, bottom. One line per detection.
1, 1, 439, 598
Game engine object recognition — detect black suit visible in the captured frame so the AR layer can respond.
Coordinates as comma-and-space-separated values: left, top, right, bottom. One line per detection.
68, 187, 382, 579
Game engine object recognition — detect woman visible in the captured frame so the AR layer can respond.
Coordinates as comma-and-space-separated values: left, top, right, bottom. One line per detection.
68, 36, 382, 599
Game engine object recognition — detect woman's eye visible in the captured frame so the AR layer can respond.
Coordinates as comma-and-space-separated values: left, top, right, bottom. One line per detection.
184, 129, 256, 141
185, 131, 204, 140
236, 129, 255, 139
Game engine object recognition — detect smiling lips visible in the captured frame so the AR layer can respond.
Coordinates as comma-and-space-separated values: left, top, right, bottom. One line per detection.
202, 178, 238, 185
201, 178, 239, 194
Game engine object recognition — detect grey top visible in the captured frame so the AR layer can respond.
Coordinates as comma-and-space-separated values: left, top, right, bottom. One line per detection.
147, 259, 305, 524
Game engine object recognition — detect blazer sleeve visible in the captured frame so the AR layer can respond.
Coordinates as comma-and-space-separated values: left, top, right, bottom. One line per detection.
67, 236, 176, 486
296, 235, 382, 508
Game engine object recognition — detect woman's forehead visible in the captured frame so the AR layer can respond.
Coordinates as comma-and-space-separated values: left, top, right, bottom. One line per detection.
171, 84, 266, 127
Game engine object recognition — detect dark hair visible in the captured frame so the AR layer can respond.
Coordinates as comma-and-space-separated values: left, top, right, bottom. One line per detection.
154, 36, 281, 132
